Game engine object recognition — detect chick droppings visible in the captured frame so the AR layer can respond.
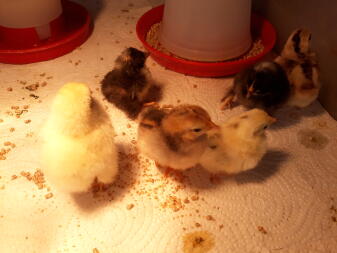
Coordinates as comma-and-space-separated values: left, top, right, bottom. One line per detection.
297, 129, 329, 150
183, 231, 214, 253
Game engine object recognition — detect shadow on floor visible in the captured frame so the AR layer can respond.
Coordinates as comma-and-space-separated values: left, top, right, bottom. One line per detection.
71, 143, 140, 213
235, 149, 289, 184
170, 149, 289, 190
270, 103, 326, 130
72, 0, 106, 21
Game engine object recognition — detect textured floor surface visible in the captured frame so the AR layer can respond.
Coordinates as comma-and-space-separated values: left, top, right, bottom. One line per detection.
1, 0, 337, 253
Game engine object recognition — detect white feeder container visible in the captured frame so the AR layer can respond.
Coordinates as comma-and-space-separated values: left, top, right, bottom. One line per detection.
160, 0, 252, 62
0, 0, 63, 40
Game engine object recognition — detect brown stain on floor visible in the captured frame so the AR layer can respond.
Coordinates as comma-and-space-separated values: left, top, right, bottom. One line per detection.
297, 129, 329, 150
183, 231, 214, 253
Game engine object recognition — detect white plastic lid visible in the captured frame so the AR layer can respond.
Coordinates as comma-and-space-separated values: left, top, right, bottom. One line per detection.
160, 0, 252, 62
0, 0, 62, 28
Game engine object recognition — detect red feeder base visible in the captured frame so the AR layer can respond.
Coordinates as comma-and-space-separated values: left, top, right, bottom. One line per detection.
136, 5, 277, 77
0, 0, 91, 64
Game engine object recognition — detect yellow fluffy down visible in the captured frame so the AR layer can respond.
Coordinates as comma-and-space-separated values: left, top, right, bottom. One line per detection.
200, 109, 274, 174
200, 129, 267, 174
41, 83, 118, 193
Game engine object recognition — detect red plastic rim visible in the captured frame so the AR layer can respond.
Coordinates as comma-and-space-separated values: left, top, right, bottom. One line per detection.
136, 5, 276, 77
0, 0, 91, 64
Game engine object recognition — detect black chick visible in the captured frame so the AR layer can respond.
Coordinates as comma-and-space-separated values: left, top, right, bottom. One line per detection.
101, 47, 162, 119
221, 61, 291, 113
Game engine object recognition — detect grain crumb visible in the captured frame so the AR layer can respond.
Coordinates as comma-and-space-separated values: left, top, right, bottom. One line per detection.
93, 248, 100, 253
127, 204, 134, 210
11, 175, 18, 180
24, 120, 31, 124
7, 87, 13, 91
30, 94, 39, 99
32, 169, 45, 189
258, 226, 267, 234
195, 222, 201, 228
9, 128, 15, 132
26, 132, 34, 137
21, 171, 32, 181
206, 215, 215, 221
191, 195, 199, 201
45, 193, 53, 199
25, 83, 39, 91
162, 196, 183, 212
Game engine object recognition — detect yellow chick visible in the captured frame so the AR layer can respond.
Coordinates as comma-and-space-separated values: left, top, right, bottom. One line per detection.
137, 104, 218, 170
41, 82, 118, 193
200, 109, 276, 174
274, 28, 321, 108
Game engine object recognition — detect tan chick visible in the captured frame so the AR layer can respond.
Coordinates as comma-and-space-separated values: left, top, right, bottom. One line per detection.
41, 82, 118, 193
200, 109, 276, 174
274, 28, 321, 108
137, 104, 218, 171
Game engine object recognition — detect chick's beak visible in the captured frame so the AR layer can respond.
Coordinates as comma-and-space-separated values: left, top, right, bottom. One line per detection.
269, 116, 277, 124
143, 101, 158, 107
246, 85, 254, 98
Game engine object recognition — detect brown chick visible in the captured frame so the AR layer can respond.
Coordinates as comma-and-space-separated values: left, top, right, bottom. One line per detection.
274, 28, 321, 108
101, 47, 162, 119
137, 104, 218, 171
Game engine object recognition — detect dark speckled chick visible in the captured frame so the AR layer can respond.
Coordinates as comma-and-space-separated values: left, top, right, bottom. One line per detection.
101, 47, 162, 119
221, 61, 291, 113
274, 28, 321, 108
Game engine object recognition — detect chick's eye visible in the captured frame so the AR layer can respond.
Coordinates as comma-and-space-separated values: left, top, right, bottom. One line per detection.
247, 77, 255, 85
263, 125, 268, 130
255, 89, 262, 93
192, 128, 202, 133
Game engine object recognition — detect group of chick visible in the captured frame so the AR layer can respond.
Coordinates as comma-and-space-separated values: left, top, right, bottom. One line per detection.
41, 28, 321, 193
